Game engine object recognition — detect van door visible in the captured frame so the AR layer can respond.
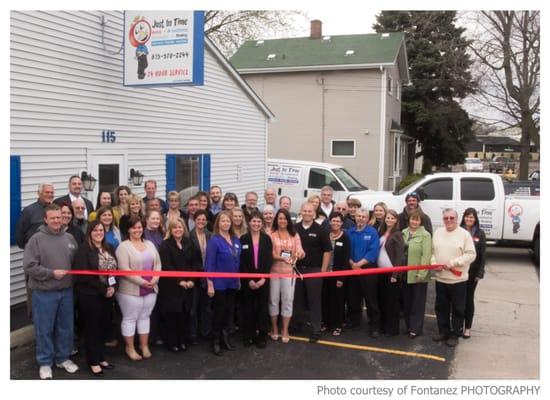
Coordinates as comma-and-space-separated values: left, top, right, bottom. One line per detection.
306, 167, 345, 201
416, 177, 455, 230
458, 177, 501, 240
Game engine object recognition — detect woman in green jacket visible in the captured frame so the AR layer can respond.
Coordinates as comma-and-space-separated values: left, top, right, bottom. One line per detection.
402, 210, 432, 338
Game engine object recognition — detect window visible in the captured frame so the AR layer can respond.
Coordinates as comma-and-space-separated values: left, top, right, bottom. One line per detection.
387, 77, 393, 94
308, 168, 343, 191
11, 155, 21, 246
98, 164, 120, 194
166, 154, 211, 196
461, 178, 495, 201
331, 140, 356, 157
419, 178, 452, 200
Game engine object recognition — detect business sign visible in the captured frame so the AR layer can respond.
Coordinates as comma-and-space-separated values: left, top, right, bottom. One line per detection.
267, 165, 301, 186
123, 10, 204, 86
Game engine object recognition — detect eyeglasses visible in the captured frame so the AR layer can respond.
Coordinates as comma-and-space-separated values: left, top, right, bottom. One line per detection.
443, 217, 456, 221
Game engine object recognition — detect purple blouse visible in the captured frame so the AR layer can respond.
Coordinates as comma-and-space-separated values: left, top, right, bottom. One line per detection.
139, 249, 155, 296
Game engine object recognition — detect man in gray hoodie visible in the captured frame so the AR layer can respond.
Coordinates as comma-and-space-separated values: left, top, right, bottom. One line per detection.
23, 203, 79, 379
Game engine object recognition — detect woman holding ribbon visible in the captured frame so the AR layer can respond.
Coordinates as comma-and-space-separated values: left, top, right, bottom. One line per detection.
268, 208, 304, 343
460, 208, 486, 339
73, 220, 117, 376
158, 218, 196, 352
239, 211, 273, 348
115, 216, 161, 360
323, 211, 350, 336
377, 209, 405, 337
401, 210, 432, 338
205, 211, 241, 355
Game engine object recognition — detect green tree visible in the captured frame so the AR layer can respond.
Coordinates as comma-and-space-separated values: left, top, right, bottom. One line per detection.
374, 11, 477, 173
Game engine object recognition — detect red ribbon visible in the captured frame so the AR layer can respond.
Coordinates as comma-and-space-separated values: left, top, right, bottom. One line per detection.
67, 264, 461, 279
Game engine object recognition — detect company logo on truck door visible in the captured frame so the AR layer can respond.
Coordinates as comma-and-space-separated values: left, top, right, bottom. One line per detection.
508, 204, 523, 234
267, 165, 301, 185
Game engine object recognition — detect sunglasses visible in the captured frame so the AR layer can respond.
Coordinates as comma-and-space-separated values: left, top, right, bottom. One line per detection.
443, 216, 456, 221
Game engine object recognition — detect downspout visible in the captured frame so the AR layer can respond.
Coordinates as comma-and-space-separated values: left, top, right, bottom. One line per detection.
321, 76, 326, 162
378, 67, 387, 190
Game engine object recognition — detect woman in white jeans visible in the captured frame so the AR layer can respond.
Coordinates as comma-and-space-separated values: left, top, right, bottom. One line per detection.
268, 209, 305, 343
115, 216, 161, 361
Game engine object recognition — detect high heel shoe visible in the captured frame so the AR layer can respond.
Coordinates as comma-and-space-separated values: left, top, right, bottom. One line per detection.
269, 332, 279, 341
99, 361, 115, 370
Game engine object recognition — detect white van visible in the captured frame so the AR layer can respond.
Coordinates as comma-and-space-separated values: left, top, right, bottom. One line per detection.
266, 158, 373, 212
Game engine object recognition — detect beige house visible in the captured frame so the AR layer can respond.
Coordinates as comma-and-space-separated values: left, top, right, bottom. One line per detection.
231, 21, 411, 190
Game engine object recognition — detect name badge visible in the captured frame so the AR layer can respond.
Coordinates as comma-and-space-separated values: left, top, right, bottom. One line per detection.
242, 244, 249, 250
308, 233, 317, 238
281, 250, 292, 258
363, 235, 371, 241
108, 276, 117, 286
335, 241, 343, 247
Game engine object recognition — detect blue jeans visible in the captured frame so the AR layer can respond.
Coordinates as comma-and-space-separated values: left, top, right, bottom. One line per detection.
32, 288, 74, 366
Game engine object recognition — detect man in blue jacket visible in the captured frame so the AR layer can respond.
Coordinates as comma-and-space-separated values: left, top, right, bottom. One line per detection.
348, 208, 381, 338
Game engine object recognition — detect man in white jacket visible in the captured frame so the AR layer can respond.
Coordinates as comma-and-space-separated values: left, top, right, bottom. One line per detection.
431, 208, 476, 347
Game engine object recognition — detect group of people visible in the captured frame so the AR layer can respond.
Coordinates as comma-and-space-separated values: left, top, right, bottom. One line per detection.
16, 176, 486, 380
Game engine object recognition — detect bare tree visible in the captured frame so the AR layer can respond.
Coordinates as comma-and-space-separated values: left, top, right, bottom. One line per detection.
466, 11, 539, 179
205, 10, 306, 57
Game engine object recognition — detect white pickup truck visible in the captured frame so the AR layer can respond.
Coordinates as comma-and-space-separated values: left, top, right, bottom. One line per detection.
351, 172, 540, 262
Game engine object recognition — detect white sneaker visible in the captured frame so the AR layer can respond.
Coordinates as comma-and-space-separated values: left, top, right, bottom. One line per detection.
39, 366, 52, 380
55, 359, 79, 374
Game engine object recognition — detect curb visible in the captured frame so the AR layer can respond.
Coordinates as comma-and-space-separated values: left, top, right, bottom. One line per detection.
10, 325, 34, 350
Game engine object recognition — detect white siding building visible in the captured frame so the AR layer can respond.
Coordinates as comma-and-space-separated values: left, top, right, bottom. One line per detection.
10, 10, 273, 305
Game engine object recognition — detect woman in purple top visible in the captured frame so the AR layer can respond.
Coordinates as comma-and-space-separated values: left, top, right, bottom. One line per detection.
115, 216, 161, 361
205, 211, 241, 355
143, 210, 165, 250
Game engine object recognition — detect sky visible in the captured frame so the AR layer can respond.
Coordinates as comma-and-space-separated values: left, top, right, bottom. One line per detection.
298, 9, 379, 36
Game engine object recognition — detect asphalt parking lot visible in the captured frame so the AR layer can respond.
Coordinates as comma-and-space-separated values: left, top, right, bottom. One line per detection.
10, 246, 538, 380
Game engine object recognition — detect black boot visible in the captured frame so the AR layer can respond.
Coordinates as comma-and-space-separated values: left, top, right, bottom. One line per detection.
212, 335, 222, 356
221, 329, 234, 351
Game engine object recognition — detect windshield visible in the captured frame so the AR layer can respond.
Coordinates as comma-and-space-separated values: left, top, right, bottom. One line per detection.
332, 168, 368, 191
467, 159, 482, 164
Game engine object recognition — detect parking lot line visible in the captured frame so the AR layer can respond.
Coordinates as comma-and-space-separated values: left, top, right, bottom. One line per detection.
289, 335, 447, 363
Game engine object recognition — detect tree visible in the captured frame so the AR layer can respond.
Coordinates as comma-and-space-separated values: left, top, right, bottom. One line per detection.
466, 11, 539, 180
374, 11, 477, 173
205, 11, 305, 57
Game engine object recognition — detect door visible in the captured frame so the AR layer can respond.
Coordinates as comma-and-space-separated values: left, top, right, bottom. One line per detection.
416, 177, 455, 230
89, 154, 126, 206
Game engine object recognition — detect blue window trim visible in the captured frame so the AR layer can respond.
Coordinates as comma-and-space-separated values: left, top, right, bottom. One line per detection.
165, 154, 211, 198
10, 155, 21, 246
